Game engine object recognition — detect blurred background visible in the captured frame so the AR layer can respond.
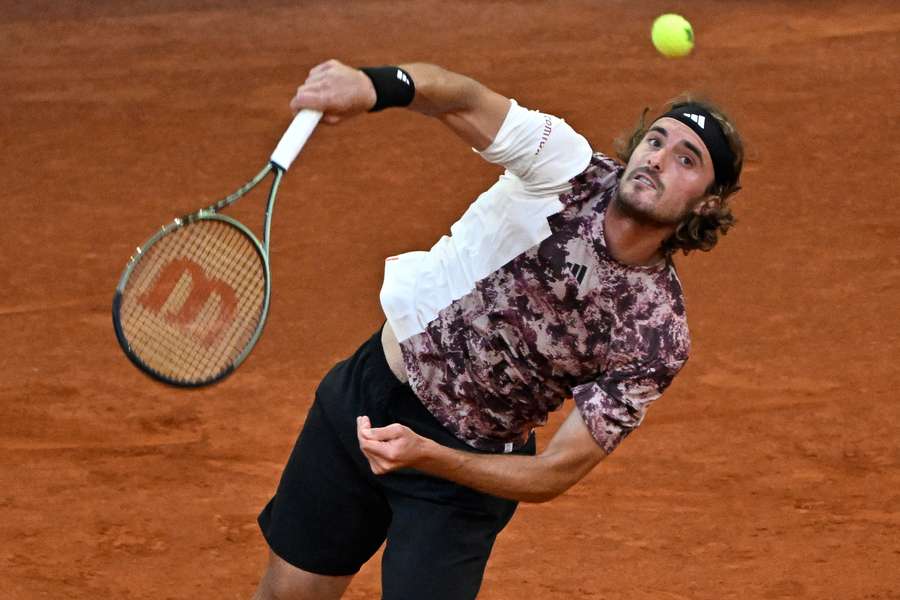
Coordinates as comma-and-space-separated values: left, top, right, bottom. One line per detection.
1, 1, 898, 598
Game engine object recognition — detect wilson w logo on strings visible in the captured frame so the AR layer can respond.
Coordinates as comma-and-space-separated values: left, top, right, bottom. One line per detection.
138, 258, 239, 347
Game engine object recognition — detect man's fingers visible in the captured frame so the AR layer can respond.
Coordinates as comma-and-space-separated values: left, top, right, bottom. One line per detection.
308, 59, 338, 77
356, 416, 371, 447
356, 416, 420, 475
357, 434, 393, 474
291, 60, 373, 121
290, 89, 324, 114
303, 70, 329, 87
356, 416, 373, 438
360, 423, 407, 442
359, 438, 398, 467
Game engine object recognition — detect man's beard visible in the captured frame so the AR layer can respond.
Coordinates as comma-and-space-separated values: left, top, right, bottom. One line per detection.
615, 171, 688, 227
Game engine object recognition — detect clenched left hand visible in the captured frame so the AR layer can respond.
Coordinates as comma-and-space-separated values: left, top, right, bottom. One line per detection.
356, 416, 429, 475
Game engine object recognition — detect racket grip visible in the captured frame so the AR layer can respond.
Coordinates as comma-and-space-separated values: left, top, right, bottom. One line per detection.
270, 109, 323, 171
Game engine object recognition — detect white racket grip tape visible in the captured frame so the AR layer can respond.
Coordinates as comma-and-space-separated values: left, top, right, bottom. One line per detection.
270, 109, 323, 171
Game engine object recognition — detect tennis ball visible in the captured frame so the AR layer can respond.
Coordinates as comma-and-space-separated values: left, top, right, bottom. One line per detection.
651, 14, 694, 58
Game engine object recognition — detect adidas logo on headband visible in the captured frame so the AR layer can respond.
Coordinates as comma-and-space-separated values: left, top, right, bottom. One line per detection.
683, 113, 706, 129
662, 104, 737, 186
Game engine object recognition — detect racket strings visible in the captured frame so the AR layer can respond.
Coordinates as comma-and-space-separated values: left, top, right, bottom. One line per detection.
193, 225, 264, 377
136, 224, 261, 380
117, 219, 267, 384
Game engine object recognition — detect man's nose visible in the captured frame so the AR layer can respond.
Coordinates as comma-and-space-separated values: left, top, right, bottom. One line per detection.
646, 149, 664, 170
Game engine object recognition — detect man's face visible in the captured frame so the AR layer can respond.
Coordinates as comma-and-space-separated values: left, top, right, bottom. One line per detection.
617, 117, 716, 225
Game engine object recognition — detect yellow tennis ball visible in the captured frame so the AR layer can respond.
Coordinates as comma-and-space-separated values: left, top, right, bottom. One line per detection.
651, 14, 694, 58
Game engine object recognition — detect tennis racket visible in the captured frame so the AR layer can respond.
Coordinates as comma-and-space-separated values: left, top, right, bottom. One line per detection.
112, 109, 323, 387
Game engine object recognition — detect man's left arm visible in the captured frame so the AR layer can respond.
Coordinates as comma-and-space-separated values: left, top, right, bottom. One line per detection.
356, 406, 607, 504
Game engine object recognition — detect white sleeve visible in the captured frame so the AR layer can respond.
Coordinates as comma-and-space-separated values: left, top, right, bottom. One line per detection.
476, 100, 593, 194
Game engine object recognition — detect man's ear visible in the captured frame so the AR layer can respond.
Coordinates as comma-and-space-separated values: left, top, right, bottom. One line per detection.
692, 194, 723, 216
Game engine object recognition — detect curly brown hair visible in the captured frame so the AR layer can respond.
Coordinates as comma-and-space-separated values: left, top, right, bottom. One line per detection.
615, 96, 745, 255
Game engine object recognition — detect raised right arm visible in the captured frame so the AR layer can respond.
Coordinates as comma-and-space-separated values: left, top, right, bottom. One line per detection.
289, 59, 511, 150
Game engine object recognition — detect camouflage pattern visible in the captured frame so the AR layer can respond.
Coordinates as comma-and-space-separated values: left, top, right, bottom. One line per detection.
400, 153, 690, 454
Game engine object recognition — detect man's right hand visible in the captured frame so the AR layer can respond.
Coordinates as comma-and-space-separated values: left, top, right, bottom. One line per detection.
289, 59, 377, 124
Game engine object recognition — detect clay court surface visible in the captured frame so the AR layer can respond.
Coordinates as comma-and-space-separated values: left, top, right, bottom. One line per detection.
2, 1, 898, 598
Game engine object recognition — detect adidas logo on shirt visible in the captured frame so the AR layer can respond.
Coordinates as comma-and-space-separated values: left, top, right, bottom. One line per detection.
566, 261, 588, 285
683, 113, 706, 129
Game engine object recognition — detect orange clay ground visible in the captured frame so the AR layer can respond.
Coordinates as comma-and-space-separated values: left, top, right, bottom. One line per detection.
1, 1, 898, 598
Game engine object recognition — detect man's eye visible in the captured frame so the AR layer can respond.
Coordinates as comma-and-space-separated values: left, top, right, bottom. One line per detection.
647, 137, 661, 147
680, 155, 694, 167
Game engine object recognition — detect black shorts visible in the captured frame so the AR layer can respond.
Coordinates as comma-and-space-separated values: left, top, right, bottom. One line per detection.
258, 327, 536, 599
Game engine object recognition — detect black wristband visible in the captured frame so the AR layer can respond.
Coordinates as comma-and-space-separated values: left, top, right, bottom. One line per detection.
359, 66, 415, 112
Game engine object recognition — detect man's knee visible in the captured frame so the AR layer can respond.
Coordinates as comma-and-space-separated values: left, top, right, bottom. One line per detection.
254, 551, 352, 600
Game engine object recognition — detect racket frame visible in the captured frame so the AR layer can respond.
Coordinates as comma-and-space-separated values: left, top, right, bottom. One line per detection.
112, 164, 283, 387
112, 109, 320, 387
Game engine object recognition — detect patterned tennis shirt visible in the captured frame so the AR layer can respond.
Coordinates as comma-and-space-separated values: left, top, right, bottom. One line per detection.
380, 101, 690, 454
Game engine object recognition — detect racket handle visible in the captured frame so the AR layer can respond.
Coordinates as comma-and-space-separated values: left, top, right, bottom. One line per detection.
270, 109, 323, 171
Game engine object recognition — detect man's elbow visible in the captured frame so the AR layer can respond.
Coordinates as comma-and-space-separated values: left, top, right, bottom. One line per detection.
525, 447, 607, 503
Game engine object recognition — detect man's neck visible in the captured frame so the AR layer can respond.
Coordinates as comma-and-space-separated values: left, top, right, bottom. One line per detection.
603, 198, 675, 267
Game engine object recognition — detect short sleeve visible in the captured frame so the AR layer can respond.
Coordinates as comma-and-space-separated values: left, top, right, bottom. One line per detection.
477, 100, 593, 194
572, 357, 685, 454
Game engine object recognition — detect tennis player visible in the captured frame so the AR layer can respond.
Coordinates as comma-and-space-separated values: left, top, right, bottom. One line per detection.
252, 59, 744, 599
